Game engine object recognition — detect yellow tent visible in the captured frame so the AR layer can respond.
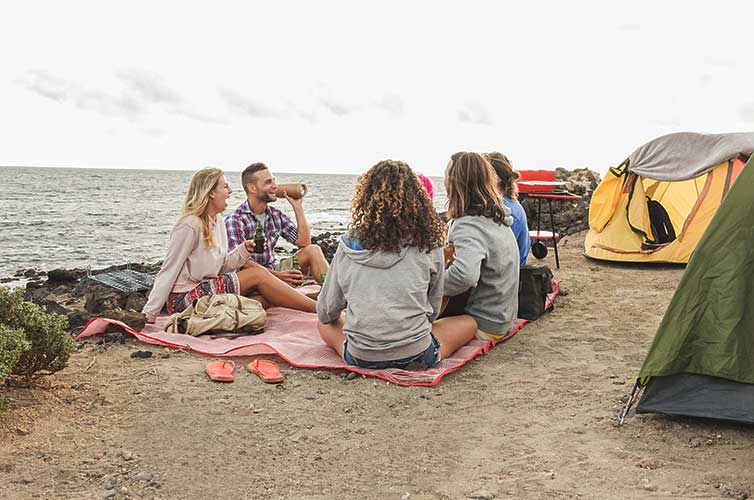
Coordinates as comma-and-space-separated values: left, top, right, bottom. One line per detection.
585, 132, 754, 264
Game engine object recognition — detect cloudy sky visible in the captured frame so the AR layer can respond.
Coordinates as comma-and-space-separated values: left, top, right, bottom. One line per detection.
1, 1, 753, 175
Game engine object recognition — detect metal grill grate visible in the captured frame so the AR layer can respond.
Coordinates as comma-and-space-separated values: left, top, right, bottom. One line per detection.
88, 268, 155, 293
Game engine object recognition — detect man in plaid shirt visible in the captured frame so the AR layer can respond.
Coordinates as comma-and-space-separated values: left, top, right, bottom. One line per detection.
226, 162, 329, 287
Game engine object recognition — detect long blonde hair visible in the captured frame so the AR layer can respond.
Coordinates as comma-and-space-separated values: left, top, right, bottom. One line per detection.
181, 167, 224, 248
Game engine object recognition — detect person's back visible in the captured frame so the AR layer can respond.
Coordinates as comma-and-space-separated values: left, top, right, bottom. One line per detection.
317, 159, 478, 369
320, 236, 443, 361
446, 215, 519, 334
503, 195, 530, 265
443, 151, 521, 340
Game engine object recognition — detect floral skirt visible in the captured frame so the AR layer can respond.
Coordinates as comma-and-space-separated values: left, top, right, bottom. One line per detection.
166, 272, 240, 315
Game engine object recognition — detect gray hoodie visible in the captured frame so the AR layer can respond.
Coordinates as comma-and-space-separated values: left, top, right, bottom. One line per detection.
444, 215, 519, 335
317, 237, 445, 362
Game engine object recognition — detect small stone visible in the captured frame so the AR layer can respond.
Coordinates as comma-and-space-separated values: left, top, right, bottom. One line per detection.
119, 450, 135, 461
641, 479, 657, 492
345, 371, 358, 380
313, 371, 330, 380
289, 432, 306, 443
402, 494, 411, 500
468, 489, 496, 499
132, 472, 153, 482
130, 350, 153, 359
103, 489, 117, 499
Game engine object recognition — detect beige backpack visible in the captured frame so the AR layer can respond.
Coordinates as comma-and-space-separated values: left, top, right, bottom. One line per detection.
164, 294, 266, 336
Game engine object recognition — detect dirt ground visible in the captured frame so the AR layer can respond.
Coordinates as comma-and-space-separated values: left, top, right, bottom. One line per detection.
2, 231, 754, 500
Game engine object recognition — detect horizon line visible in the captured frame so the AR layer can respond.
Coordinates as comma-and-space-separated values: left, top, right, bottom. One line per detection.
0, 164, 371, 176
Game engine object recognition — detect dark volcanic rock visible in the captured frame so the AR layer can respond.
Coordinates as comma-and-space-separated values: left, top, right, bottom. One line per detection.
85, 284, 128, 314
41, 299, 72, 317
107, 309, 147, 332
311, 232, 342, 263
26, 279, 46, 290
47, 268, 86, 284
124, 293, 147, 312
67, 310, 92, 329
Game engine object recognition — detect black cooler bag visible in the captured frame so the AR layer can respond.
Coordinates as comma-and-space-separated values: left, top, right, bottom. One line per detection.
518, 265, 554, 320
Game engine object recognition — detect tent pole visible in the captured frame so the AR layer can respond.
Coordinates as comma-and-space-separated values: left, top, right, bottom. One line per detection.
617, 380, 641, 426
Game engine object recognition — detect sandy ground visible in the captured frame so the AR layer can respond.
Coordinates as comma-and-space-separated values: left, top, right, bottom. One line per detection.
2, 231, 754, 500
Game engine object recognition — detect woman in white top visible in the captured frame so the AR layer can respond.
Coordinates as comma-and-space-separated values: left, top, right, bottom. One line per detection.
143, 167, 316, 322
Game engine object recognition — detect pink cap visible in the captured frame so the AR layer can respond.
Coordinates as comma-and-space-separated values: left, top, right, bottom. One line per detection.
416, 173, 434, 201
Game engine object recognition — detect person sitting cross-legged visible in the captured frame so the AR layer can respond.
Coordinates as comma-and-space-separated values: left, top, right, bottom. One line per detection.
317, 160, 478, 369
225, 162, 329, 287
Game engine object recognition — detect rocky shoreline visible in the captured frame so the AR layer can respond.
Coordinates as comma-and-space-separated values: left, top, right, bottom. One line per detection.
3, 168, 599, 334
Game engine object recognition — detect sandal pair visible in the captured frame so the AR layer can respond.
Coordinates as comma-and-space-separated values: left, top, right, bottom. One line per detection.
205, 359, 284, 384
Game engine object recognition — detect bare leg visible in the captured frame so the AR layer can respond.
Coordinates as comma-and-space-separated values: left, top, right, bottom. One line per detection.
236, 262, 316, 313
317, 312, 346, 357
432, 314, 478, 359
296, 244, 330, 284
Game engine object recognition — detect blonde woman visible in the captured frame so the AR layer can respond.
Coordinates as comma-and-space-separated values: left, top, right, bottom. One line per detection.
143, 168, 316, 323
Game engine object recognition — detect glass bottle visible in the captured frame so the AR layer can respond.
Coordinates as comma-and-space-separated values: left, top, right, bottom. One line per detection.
253, 221, 266, 254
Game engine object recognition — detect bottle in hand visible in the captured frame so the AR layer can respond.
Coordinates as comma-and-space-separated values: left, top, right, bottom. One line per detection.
253, 221, 266, 254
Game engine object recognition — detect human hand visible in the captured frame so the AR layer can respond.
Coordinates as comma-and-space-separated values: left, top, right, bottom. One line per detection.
284, 191, 304, 210
244, 239, 268, 255
444, 243, 455, 266
274, 269, 304, 287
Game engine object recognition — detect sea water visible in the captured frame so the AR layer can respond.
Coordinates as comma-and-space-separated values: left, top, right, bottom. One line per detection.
0, 166, 447, 276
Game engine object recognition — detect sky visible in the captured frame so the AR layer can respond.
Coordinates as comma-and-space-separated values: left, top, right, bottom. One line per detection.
1, 1, 753, 176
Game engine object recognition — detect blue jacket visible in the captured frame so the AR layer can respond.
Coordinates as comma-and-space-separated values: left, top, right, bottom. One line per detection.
504, 196, 530, 266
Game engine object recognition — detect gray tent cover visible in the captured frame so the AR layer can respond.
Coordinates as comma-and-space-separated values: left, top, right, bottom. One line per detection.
627, 132, 754, 181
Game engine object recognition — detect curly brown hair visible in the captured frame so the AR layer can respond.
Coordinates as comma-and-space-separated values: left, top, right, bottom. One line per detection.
349, 160, 446, 253
445, 152, 507, 224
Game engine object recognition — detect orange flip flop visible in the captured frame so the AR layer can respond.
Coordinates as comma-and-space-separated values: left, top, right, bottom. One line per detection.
247, 359, 284, 384
205, 360, 236, 382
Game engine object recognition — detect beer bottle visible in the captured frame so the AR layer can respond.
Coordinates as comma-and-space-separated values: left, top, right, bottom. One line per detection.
291, 255, 301, 271
253, 221, 266, 254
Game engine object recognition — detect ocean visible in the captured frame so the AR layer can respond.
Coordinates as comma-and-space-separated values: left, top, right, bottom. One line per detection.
0, 166, 448, 277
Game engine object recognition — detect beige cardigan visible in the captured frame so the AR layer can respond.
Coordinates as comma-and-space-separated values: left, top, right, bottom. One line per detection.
143, 214, 251, 321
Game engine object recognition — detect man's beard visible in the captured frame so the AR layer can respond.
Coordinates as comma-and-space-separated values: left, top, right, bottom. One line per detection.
258, 191, 276, 203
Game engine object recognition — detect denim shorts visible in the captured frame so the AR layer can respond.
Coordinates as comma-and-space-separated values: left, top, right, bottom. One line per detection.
343, 335, 441, 370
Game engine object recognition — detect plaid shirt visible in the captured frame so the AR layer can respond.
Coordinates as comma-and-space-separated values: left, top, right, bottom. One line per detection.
225, 201, 298, 268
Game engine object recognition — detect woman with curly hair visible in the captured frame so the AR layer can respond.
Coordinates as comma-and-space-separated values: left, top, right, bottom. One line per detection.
443, 152, 520, 341
143, 167, 317, 323
317, 160, 477, 369
483, 151, 530, 265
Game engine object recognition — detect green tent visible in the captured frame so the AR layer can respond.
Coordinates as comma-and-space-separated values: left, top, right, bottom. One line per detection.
623, 153, 754, 423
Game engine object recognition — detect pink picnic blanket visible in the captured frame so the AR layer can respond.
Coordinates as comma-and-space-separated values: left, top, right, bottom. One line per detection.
77, 281, 559, 386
